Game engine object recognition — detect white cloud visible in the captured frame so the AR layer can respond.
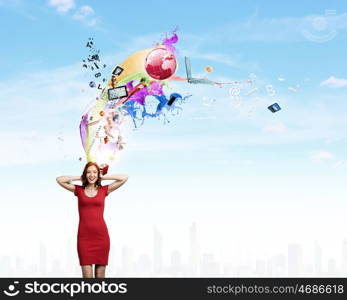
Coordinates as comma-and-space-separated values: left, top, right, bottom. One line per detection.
73, 5, 97, 27
320, 76, 347, 88
73, 5, 94, 20
309, 151, 334, 163
48, 0, 75, 13
48, 1, 98, 27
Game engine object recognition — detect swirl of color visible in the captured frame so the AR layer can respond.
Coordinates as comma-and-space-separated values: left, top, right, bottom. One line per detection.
145, 48, 177, 80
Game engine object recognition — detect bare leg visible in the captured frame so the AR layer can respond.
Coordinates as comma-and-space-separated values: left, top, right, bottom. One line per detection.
81, 265, 93, 278
95, 264, 106, 278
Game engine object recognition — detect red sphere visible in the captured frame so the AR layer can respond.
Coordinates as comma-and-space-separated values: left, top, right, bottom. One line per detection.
145, 48, 177, 80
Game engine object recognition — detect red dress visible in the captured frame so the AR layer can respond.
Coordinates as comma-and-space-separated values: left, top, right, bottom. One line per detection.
74, 185, 110, 266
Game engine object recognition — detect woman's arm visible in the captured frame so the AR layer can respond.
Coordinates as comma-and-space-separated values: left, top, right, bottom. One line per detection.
101, 174, 128, 194
56, 176, 81, 193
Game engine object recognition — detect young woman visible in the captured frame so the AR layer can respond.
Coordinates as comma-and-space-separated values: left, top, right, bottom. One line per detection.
56, 162, 128, 278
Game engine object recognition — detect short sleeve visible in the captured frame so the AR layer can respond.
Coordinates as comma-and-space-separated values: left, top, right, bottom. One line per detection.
74, 185, 80, 196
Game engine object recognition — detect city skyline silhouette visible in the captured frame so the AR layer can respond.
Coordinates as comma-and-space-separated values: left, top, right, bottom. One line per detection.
1, 222, 347, 277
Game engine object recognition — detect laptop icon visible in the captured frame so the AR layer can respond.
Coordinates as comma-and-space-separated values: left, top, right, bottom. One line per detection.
185, 57, 216, 85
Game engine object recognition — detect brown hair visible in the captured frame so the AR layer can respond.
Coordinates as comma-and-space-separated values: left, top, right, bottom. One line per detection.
81, 162, 101, 187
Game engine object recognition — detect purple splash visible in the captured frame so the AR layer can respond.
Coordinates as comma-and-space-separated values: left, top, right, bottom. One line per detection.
79, 113, 89, 150
162, 27, 179, 54
148, 81, 164, 96
126, 80, 165, 106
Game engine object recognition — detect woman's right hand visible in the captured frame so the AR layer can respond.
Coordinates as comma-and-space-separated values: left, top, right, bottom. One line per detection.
99, 164, 109, 175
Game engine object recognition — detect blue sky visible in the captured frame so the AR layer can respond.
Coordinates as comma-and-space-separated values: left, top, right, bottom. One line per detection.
1, 0, 347, 273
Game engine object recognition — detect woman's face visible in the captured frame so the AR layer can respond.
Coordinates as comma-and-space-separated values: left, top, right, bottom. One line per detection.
86, 165, 99, 185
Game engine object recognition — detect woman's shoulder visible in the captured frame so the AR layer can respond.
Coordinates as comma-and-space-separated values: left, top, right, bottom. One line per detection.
100, 184, 109, 196
74, 184, 83, 196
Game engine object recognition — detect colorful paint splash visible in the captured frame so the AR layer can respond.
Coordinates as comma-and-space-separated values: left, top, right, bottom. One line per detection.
80, 29, 189, 165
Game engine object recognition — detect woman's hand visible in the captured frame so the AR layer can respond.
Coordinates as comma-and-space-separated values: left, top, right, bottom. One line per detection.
99, 163, 109, 176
